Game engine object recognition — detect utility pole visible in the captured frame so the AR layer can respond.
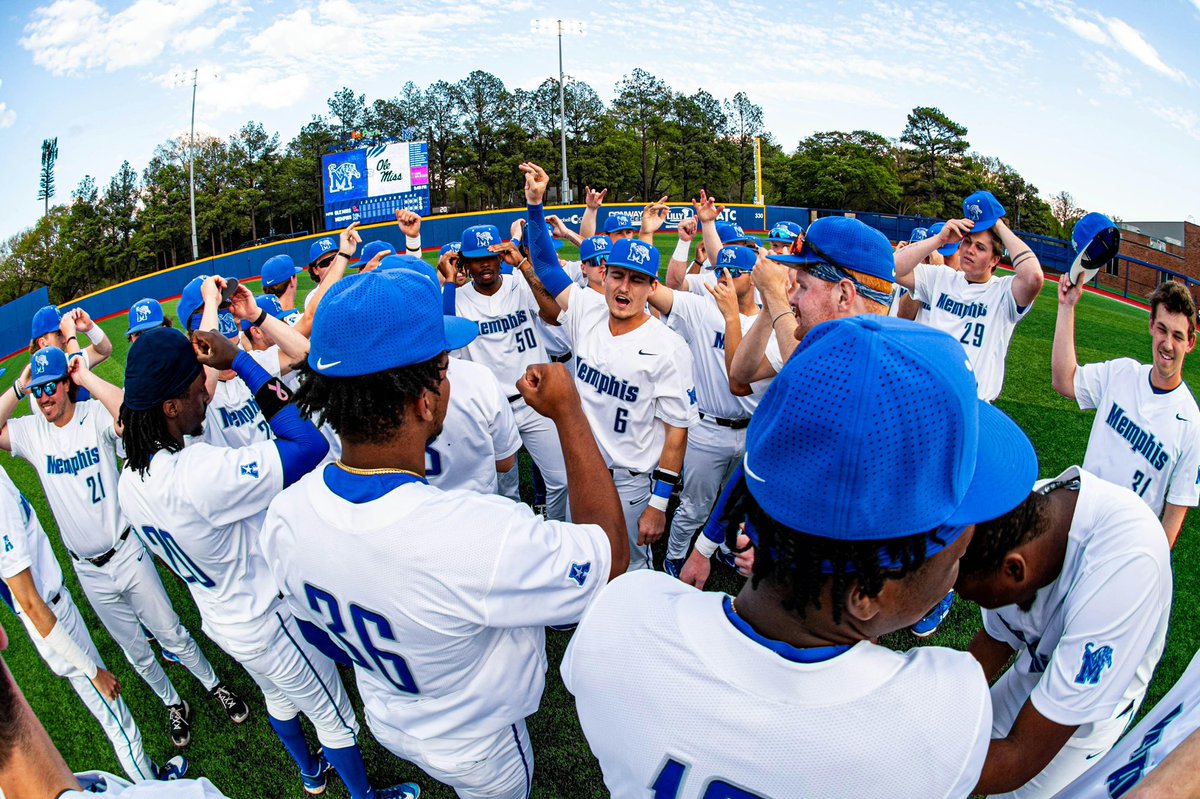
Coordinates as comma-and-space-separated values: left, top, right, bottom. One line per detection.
532, 18, 585, 204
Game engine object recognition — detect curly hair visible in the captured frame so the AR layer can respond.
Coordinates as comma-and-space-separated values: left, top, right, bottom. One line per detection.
1150, 280, 1197, 339
957, 491, 1046, 578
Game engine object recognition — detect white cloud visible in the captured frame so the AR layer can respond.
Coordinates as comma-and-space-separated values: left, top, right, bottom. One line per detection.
1147, 102, 1200, 142
1102, 17, 1186, 83
0, 103, 15, 129
1036, 0, 1187, 84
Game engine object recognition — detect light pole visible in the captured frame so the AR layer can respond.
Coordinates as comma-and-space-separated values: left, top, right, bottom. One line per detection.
531, 18, 585, 204
187, 69, 199, 260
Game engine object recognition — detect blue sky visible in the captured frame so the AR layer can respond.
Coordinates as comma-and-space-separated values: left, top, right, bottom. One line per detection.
1, 0, 1198, 243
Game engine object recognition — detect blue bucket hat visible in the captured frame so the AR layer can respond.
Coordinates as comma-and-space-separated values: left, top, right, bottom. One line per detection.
603, 213, 637, 234
460, 225, 502, 259
438, 241, 462, 258
308, 271, 478, 378
579, 236, 611, 265
261, 254, 303, 288
126, 298, 165, 336
716, 222, 750, 245
357, 240, 394, 269
744, 315, 1036, 544
767, 221, 804, 243
1069, 213, 1121, 286
512, 223, 564, 252
31, 305, 62, 341
706, 246, 757, 273
909, 227, 929, 243
927, 222, 962, 257
28, 346, 69, 389
308, 237, 339, 266
767, 216, 894, 283
606, 238, 660, 279
962, 191, 1006, 233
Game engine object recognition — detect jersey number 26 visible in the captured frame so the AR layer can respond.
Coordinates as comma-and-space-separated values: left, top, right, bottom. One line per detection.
303, 583, 420, 695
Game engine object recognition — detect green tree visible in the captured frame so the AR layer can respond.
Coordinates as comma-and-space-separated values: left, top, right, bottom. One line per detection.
899, 106, 969, 216
725, 92, 764, 202
612, 68, 675, 199
781, 131, 902, 212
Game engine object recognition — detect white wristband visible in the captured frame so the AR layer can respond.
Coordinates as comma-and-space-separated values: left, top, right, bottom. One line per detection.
405, 235, 421, 252
648, 494, 670, 512
43, 620, 98, 680
672, 238, 691, 262
694, 536, 720, 559
85, 326, 104, 345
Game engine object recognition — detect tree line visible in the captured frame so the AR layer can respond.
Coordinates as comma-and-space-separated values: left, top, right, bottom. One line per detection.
0, 67, 1092, 305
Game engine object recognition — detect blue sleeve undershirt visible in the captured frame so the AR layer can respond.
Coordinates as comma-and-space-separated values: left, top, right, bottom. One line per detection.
527, 203, 574, 298
231, 351, 328, 487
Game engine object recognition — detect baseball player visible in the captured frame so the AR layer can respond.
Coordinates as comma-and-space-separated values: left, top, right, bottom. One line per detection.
259, 254, 305, 325
955, 466, 1172, 798
523, 162, 698, 571
0, 347, 240, 749
0, 467, 188, 783
452, 222, 570, 519
664, 217, 709, 290
304, 236, 341, 311
1052, 272, 1199, 547
764, 220, 803, 255
31, 304, 113, 369
260, 267, 628, 799
118, 321, 417, 799
894, 190, 1045, 403
563, 314, 1038, 799
126, 298, 171, 342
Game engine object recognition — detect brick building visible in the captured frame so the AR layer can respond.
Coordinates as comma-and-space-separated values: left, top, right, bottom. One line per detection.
1095, 221, 1200, 303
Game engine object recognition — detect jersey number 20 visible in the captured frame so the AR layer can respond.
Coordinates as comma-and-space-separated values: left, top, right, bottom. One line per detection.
303, 583, 420, 695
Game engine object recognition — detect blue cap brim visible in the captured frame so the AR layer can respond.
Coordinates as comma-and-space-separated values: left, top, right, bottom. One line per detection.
766, 253, 816, 266
460, 247, 495, 259
444, 316, 479, 350
938, 241, 962, 257
944, 401, 1037, 527
971, 215, 1000, 234
126, 320, 163, 336
265, 266, 305, 286
28, 370, 67, 388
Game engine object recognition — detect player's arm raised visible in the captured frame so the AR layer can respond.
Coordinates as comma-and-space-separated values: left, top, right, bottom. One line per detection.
70, 308, 112, 367
396, 209, 422, 256
294, 223, 360, 338
695, 191, 724, 267
894, 219, 970, 291
996, 218, 1044, 307
729, 251, 791, 393
521, 162, 574, 313
706, 274, 745, 384
666, 217, 697, 290
0, 364, 31, 452
67, 356, 124, 437
580, 185, 605, 239
229, 284, 310, 373
638, 196, 669, 246
547, 214, 583, 248
1051, 274, 1085, 400
518, 363, 628, 577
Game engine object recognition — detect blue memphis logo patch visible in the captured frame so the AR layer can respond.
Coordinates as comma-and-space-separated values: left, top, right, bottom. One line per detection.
568, 561, 591, 587
1075, 642, 1114, 685
240, 462, 260, 479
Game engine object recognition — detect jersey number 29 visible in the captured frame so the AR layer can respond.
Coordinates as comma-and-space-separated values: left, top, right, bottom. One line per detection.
303, 583, 420, 695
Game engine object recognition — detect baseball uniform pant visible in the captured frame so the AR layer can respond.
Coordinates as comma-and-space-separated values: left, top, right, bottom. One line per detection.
612, 469, 652, 571
988, 665, 1135, 799
666, 417, 745, 561
373, 717, 533, 799
22, 589, 157, 782
220, 609, 360, 750
72, 535, 219, 707
498, 399, 568, 521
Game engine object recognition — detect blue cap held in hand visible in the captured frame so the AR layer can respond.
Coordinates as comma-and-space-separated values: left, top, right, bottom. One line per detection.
1069, 213, 1121, 287
962, 190, 1006, 233
927, 222, 962, 257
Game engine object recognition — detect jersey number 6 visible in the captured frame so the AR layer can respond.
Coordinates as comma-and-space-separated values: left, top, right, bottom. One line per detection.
303, 583, 420, 695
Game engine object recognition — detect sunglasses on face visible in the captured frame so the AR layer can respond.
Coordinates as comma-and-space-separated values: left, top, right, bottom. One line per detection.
31, 381, 60, 399
719, 268, 751, 279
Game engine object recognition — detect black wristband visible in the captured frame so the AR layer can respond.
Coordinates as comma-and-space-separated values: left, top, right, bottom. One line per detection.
652, 468, 681, 486
337, 251, 353, 259
251, 308, 268, 327
254, 376, 293, 420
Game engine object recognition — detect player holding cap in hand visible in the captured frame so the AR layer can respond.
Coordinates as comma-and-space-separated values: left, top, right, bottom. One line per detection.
563, 315, 1038, 799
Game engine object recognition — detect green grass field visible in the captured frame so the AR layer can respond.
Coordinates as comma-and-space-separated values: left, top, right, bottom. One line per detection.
1, 243, 1198, 798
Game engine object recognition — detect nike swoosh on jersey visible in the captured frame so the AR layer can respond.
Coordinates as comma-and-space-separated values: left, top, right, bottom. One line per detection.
1177, 414, 1189, 422
637, 349, 657, 356
316, 358, 342, 370
1085, 751, 1104, 760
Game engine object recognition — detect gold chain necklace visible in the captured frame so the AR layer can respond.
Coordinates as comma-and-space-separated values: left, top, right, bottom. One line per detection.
334, 460, 423, 479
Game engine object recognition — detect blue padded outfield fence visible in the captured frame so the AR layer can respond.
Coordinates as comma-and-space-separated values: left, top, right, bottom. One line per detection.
0, 202, 1176, 363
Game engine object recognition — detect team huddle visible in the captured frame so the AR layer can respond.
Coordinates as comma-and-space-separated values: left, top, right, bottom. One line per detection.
2, 159, 1200, 799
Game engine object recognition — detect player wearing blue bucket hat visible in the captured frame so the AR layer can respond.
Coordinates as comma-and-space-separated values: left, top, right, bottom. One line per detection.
126, 298, 169, 340
564, 314, 1037, 799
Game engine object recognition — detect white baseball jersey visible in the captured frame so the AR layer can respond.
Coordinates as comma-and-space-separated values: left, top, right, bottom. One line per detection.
282, 308, 302, 327
0, 470, 63, 607
426, 358, 520, 495
983, 467, 1171, 736
8, 400, 124, 557
910, 265, 1031, 402
1052, 648, 1200, 799
663, 291, 759, 420
249, 345, 300, 391
260, 471, 612, 740
455, 272, 547, 390
562, 259, 588, 289
1074, 358, 1200, 516
201, 367, 274, 449
118, 440, 287, 657
684, 272, 715, 296
66, 774, 230, 798
560, 286, 698, 472
562, 571, 992, 799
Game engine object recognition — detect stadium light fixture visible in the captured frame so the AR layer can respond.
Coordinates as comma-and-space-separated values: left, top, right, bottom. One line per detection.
530, 18, 586, 204
172, 69, 201, 261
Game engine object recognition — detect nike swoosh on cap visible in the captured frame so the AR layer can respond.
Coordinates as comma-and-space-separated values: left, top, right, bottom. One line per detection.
316, 358, 342, 370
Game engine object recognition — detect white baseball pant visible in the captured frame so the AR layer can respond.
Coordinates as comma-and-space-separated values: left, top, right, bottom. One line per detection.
71, 533, 219, 707
612, 468, 653, 571
497, 398, 568, 521
373, 717, 533, 799
666, 417, 745, 562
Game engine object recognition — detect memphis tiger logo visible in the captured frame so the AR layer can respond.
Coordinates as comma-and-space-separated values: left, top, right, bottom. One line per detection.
135, 304, 152, 322
966, 202, 984, 221
473, 229, 495, 247
1075, 642, 1114, 685
316, 239, 335, 253
719, 248, 738, 264
34, 353, 48, 370
627, 243, 651, 265
327, 161, 361, 193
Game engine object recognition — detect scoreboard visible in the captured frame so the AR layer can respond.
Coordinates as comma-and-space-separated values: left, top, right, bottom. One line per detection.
321, 141, 431, 229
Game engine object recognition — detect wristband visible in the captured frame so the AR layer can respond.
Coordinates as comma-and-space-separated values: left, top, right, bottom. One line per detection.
65, 335, 77, 343
85, 326, 104, 345
336, 251, 353, 259
648, 493, 670, 512
43, 621, 98, 680
252, 308, 268, 327
772, 310, 793, 327
671, 239, 691, 262
254, 376, 293, 420
405, 235, 421, 253
694, 535, 719, 559
12, 383, 24, 401
652, 468, 681, 486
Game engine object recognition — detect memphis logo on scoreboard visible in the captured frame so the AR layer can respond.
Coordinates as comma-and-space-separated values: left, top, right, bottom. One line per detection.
323, 150, 368, 202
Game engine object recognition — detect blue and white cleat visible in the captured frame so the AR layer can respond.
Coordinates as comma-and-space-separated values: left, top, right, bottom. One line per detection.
714, 546, 739, 572
161, 648, 183, 665
376, 782, 421, 799
301, 753, 331, 795
663, 557, 685, 579
911, 590, 956, 638
157, 755, 189, 781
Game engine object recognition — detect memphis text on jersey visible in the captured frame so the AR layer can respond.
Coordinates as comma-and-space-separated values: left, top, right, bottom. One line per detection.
220, 399, 264, 429
575, 358, 640, 402
1106, 403, 1170, 470
46, 447, 102, 476
935, 294, 989, 319
478, 310, 529, 336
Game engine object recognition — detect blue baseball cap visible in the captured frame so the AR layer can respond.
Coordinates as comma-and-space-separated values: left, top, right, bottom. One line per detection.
1069, 213, 1121, 286
767, 216, 894, 282
716, 222, 750, 245
579, 236, 611, 265
513, 223, 564, 252
377, 254, 436, 281
30, 305, 62, 341
308, 237, 339, 266
706, 246, 757, 273
744, 315, 1036, 541
241, 295, 286, 332
606, 238, 660, 279
179, 275, 238, 337
767, 221, 804, 243
126, 298, 165, 336
439, 242, 462, 258
308, 271, 478, 377
745, 235, 762, 250
909, 227, 929, 243
927, 222, 961, 257
962, 191, 1005, 233
357, 240, 393, 269
261, 254, 303, 288
603, 213, 637, 234
28, 346, 68, 388
460, 225, 502, 259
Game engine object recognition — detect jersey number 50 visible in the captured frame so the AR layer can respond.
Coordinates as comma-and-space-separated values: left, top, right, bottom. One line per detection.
303, 583, 420, 695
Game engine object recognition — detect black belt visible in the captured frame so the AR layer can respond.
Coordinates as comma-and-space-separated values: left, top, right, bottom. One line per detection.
700, 413, 751, 430
68, 528, 130, 568
550, 352, 572, 363
507, 393, 522, 404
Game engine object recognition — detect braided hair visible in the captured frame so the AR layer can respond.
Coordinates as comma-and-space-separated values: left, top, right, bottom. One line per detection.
120, 400, 183, 476
718, 472, 938, 624
292, 354, 445, 445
